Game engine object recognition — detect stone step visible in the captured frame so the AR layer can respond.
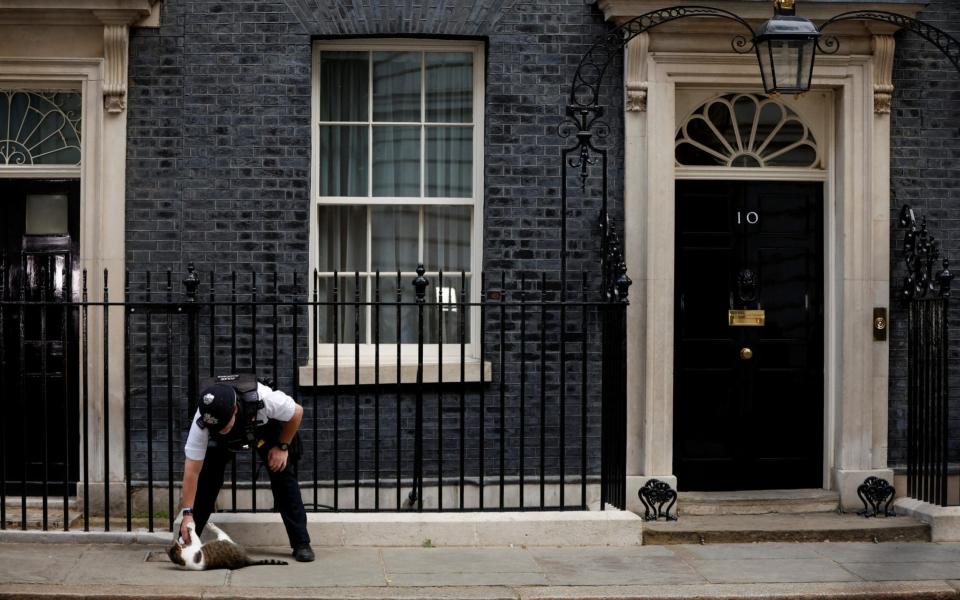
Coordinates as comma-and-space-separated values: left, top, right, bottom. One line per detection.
2, 497, 81, 530
3, 496, 78, 510
214, 510, 645, 547
2, 509, 82, 530
679, 488, 840, 516
642, 513, 930, 545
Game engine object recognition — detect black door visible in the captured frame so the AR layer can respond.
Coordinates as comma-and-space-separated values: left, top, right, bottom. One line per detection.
674, 180, 823, 491
1, 180, 80, 495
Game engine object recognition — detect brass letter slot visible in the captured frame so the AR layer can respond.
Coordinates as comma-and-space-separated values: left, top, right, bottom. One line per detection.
728, 309, 765, 327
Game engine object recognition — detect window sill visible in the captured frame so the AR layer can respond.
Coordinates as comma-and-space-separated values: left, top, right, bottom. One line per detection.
298, 357, 492, 387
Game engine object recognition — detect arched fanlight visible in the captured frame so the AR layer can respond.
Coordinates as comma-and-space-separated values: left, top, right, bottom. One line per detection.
754, 0, 821, 95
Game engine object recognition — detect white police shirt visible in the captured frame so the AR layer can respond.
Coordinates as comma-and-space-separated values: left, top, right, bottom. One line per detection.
183, 383, 297, 461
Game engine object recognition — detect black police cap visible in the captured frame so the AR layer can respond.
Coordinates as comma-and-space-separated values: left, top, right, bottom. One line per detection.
197, 383, 237, 430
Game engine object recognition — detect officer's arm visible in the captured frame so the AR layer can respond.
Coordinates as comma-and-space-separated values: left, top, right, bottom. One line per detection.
179, 458, 203, 542
266, 405, 302, 472
279, 404, 303, 444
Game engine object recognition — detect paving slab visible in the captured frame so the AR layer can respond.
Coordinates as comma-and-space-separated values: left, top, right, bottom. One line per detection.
63, 545, 229, 587
0, 583, 211, 599
227, 547, 386, 587
211, 586, 522, 599
674, 542, 822, 560
1, 581, 959, 600
5, 541, 960, 599
0, 543, 86, 585
528, 546, 677, 560
386, 572, 549, 586
841, 561, 960, 581
0, 584, 523, 600
517, 581, 960, 599
380, 548, 548, 587
542, 556, 703, 586
687, 557, 862, 584
812, 542, 960, 563
382, 547, 541, 574
527, 547, 701, 586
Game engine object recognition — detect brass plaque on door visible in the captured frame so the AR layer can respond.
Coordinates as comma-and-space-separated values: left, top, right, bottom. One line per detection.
728, 309, 765, 327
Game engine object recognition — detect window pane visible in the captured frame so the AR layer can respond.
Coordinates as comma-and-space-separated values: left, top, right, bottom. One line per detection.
317, 205, 367, 272
319, 51, 368, 122
424, 205, 471, 272
371, 205, 418, 272
25, 194, 69, 234
372, 126, 420, 197
375, 276, 418, 344
425, 127, 472, 197
317, 275, 367, 343
319, 125, 368, 196
423, 274, 471, 344
426, 52, 472, 123
373, 51, 421, 122
0, 91, 81, 166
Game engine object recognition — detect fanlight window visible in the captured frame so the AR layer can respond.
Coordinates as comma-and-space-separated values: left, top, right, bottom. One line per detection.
0, 91, 81, 166
675, 94, 818, 169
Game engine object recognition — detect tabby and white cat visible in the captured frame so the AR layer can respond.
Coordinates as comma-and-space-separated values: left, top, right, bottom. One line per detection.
167, 521, 289, 570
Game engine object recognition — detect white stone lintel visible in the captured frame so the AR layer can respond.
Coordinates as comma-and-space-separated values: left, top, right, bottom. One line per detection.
598, 1, 926, 27
0, 1, 157, 27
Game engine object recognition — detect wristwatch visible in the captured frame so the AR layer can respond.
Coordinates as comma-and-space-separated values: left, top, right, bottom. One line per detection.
277, 442, 290, 451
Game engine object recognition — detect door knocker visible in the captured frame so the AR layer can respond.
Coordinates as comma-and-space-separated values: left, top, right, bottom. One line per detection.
737, 268, 759, 304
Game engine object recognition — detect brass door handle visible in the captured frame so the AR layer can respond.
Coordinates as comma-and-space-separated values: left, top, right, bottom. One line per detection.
740, 347, 753, 360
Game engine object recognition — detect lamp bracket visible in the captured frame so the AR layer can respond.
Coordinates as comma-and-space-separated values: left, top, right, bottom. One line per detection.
819, 10, 960, 73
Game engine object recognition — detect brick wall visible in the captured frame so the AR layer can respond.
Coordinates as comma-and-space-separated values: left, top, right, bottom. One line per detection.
125, 0, 623, 490
888, 0, 960, 467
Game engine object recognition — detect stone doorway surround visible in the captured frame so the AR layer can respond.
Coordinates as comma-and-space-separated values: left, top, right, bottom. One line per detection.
596, 0, 927, 511
0, 0, 161, 510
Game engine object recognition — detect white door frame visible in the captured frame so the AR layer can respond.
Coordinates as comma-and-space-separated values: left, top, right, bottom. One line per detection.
0, 57, 128, 506
623, 46, 893, 511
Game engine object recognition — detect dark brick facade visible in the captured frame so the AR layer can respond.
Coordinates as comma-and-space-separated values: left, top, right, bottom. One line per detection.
888, 0, 960, 467
125, 0, 623, 489
125, 0, 960, 489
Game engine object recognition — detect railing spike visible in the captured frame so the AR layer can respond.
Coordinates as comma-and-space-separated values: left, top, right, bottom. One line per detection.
413, 263, 428, 302
183, 263, 200, 302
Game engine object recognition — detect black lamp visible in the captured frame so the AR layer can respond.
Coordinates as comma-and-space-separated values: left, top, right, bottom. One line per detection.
754, 0, 821, 94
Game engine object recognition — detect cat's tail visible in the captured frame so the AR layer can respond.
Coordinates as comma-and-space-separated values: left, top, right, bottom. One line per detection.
248, 558, 289, 566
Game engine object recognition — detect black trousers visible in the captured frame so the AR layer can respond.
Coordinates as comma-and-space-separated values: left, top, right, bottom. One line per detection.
191, 442, 310, 549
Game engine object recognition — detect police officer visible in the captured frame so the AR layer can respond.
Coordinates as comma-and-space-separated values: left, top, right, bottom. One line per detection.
178, 377, 314, 562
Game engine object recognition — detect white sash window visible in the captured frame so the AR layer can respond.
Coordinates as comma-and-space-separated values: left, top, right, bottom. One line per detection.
312, 40, 484, 355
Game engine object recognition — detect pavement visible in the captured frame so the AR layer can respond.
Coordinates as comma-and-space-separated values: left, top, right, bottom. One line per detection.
2, 539, 960, 599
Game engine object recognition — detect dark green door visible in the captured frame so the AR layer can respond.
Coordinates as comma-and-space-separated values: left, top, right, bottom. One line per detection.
674, 180, 823, 491
1, 179, 80, 495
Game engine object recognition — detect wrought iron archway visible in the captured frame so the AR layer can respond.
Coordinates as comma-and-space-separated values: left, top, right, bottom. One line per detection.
562, 6, 960, 303
561, 4, 960, 509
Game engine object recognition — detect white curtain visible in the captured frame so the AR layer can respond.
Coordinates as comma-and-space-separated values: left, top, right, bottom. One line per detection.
319, 52, 368, 196
317, 206, 366, 342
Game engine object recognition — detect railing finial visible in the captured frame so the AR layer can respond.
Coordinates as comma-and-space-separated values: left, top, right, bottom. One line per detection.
183, 262, 200, 302
900, 204, 952, 300
937, 258, 954, 298
413, 263, 429, 303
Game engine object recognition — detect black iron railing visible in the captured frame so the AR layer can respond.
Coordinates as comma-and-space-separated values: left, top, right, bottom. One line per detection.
0, 263, 628, 531
899, 205, 956, 507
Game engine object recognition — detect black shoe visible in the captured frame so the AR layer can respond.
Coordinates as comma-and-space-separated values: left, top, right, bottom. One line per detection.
292, 544, 315, 562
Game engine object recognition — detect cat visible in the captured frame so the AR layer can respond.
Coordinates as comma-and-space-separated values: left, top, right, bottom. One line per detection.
167, 521, 289, 570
